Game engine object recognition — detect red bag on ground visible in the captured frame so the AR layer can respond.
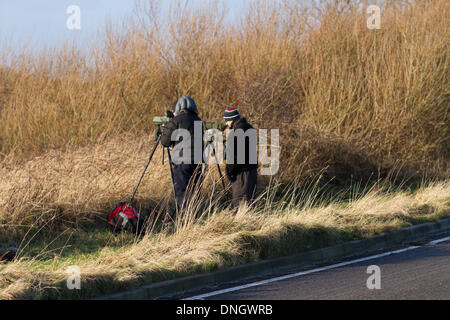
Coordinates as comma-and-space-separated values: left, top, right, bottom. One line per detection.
108, 202, 142, 233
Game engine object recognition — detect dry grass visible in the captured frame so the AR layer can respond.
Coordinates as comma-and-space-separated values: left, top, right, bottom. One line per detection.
0, 132, 234, 234
0, 179, 448, 299
0, 0, 449, 299
0, 0, 448, 180
0, 0, 447, 230
0, 134, 172, 227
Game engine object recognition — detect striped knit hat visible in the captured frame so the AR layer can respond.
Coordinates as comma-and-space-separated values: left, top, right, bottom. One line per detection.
223, 107, 240, 121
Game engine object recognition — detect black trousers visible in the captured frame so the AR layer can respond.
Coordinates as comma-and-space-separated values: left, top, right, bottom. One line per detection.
172, 163, 202, 212
231, 169, 257, 208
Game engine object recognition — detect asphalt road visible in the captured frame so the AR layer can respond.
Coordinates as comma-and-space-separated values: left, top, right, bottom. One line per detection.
186, 237, 450, 300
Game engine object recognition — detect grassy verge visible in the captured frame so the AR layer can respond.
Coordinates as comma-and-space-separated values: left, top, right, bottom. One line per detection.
0, 0, 448, 300
1, 180, 448, 300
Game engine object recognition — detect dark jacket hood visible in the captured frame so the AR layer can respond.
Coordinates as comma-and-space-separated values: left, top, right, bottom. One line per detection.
174, 96, 198, 116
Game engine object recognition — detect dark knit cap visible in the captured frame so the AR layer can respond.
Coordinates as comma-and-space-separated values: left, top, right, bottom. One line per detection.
223, 107, 240, 121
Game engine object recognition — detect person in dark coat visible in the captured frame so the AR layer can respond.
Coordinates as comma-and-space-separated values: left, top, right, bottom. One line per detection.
161, 96, 204, 212
223, 107, 258, 208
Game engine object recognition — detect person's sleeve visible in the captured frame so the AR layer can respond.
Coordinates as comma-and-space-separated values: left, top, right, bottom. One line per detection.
160, 119, 177, 147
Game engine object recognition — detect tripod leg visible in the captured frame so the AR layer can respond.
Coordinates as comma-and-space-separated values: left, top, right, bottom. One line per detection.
129, 135, 161, 204
210, 142, 226, 190
202, 142, 211, 177
166, 147, 179, 216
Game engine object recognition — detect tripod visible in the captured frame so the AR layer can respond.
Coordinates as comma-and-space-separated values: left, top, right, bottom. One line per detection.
128, 134, 179, 215
128, 134, 226, 217
203, 139, 226, 190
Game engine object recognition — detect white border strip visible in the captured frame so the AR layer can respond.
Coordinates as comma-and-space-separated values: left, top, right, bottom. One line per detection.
184, 235, 450, 300
429, 236, 450, 245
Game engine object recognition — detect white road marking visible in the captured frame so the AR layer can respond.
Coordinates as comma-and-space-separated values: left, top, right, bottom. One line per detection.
429, 236, 450, 245
183, 235, 450, 300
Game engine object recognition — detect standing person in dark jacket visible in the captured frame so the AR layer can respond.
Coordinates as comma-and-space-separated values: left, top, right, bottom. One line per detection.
161, 96, 204, 213
223, 107, 258, 208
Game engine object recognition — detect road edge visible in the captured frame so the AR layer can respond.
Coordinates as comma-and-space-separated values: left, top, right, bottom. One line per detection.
98, 217, 450, 300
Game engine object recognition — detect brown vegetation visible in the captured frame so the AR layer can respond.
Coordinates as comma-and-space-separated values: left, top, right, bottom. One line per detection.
0, 0, 448, 180
0, 0, 449, 299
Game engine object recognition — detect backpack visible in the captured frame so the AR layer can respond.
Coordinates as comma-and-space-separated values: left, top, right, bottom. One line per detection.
108, 202, 143, 234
